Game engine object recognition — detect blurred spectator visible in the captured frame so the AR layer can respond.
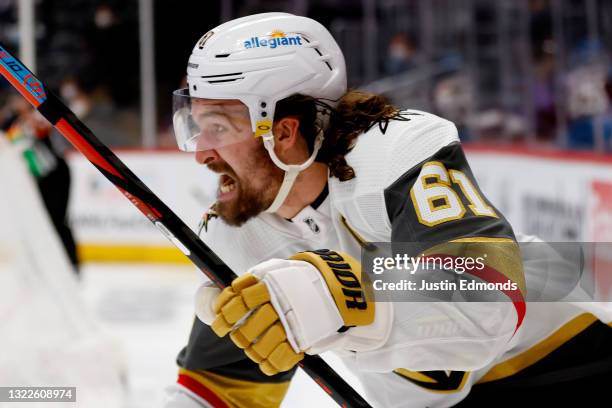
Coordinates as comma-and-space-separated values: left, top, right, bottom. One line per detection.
433, 73, 474, 141
565, 62, 612, 150
532, 49, 557, 141
606, 65, 612, 102
94, 3, 116, 29
1, 96, 80, 274
54, 74, 140, 147
88, 2, 139, 108
385, 33, 420, 75
529, 0, 553, 60
469, 109, 527, 143
59, 77, 92, 118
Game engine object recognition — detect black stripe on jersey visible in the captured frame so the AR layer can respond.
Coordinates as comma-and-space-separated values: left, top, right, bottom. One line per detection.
455, 318, 612, 406
177, 317, 296, 384
384, 142, 515, 253
394, 369, 469, 392
478, 317, 612, 388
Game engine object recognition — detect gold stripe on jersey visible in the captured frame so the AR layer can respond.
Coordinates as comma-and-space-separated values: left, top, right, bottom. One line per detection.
477, 313, 599, 383
394, 369, 470, 393
425, 237, 526, 296
449, 237, 515, 243
394, 369, 437, 383
178, 368, 291, 408
339, 215, 378, 251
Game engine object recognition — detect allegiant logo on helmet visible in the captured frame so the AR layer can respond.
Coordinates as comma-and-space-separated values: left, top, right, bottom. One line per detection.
243, 31, 303, 49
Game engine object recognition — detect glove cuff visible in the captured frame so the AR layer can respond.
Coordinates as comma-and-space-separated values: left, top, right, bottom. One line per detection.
290, 249, 374, 327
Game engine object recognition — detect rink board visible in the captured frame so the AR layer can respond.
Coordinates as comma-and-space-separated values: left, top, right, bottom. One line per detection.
67, 146, 612, 263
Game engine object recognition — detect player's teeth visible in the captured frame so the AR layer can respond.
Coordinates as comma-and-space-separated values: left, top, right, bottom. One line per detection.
220, 183, 236, 193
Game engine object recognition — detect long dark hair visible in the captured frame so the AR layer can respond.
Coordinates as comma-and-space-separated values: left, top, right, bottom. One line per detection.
274, 90, 404, 181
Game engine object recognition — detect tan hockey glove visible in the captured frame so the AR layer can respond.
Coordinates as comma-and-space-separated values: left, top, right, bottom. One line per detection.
208, 249, 374, 376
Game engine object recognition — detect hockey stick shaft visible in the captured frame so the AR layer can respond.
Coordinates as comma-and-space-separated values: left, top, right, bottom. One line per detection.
0, 44, 371, 408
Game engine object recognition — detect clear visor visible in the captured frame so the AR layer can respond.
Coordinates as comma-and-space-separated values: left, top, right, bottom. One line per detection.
172, 88, 254, 152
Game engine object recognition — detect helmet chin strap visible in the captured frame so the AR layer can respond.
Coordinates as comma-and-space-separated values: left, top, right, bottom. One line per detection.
263, 131, 324, 213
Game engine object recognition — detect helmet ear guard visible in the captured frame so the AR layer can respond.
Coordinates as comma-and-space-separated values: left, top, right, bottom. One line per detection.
176, 12, 347, 212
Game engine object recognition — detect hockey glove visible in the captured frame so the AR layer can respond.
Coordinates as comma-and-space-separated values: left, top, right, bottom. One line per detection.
200, 249, 375, 376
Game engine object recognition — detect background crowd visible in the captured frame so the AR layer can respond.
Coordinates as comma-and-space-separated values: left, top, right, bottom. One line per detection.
1, 0, 611, 152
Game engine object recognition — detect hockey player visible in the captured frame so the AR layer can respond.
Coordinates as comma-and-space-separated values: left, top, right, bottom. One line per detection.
165, 13, 612, 408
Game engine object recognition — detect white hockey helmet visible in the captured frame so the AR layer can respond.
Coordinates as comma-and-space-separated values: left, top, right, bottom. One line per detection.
173, 12, 347, 212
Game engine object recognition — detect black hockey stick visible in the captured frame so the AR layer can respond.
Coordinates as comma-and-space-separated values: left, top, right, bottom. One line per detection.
0, 44, 371, 408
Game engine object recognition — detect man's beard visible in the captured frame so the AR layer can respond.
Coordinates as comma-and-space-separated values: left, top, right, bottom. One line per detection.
208, 144, 283, 226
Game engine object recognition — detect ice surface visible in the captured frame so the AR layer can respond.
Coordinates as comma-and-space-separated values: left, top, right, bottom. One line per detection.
80, 263, 366, 408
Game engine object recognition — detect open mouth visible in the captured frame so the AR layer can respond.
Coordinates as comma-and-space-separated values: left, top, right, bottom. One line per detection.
219, 173, 237, 194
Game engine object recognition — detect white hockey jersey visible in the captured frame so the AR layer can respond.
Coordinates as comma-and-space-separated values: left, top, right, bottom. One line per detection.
192, 110, 612, 407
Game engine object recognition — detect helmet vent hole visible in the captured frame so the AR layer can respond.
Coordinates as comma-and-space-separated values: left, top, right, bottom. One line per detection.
201, 72, 242, 78
215, 53, 230, 58
201, 72, 244, 84
313, 47, 333, 71
207, 78, 244, 84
